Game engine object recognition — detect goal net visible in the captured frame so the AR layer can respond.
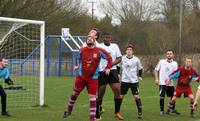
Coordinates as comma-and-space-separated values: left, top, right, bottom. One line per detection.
0, 17, 45, 109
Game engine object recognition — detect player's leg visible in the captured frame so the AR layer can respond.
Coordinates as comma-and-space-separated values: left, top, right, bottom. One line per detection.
131, 83, 142, 119
0, 85, 10, 117
159, 85, 166, 115
118, 82, 129, 119
186, 87, 195, 117
188, 94, 195, 117
167, 86, 180, 115
87, 79, 98, 121
110, 83, 123, 120
63, 76, 85, 118
109, 70, 123, 120
95, 72, 107, 119
166, 86, 180, 114
96, 72, 107, 118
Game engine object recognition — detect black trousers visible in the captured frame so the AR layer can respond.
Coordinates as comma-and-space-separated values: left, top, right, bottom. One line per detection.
0, 85, 6, 113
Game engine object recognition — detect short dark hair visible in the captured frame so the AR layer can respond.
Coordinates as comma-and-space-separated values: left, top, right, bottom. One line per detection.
167, 49, 174, 54
0, 57, 7, 62
126, 44, 134, 50
185, 57, 192, 61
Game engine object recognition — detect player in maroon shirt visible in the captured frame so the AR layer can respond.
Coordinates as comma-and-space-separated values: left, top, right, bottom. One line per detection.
166, 58, 200, 117
63, 35, 112, 121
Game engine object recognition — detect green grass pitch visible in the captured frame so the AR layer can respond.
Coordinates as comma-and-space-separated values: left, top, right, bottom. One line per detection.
0, 75, 200, 121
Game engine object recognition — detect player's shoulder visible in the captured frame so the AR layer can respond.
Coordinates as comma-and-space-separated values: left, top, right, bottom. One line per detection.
190, 67, 197, 72
158, 59, 166, 63
133, 55, 140, 60
172, 60, 178, 64
96, 47, 107, 53
111, 43, 119, 47
122, 55, 127, 60
80, 46, 87, 51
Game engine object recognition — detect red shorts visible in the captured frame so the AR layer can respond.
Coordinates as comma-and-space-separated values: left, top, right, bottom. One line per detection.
73, 76, 98, 96
174, 86, 193, 97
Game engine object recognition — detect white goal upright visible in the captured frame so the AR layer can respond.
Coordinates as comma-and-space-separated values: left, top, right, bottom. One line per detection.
0, 17, 45, 108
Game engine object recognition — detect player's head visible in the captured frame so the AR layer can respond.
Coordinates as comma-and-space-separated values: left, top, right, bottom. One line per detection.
88, 28, 100, 41
185, 57, 192, 68
86, 35, 95, 47
103, 32, 112, 46
0, 57, 8, 68
166, 50, 174, 60
126, 44, 134, 56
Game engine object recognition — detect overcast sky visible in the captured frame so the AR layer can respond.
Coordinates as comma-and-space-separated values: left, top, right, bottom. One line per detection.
82, 0, 105, 18
82, 0, 159, 19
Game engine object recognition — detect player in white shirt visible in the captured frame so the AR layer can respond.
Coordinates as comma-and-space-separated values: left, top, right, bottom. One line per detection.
154, 50, 180, 116
95, 33, 123, 120
119, 44, 143, 119
193, 86, 200, 109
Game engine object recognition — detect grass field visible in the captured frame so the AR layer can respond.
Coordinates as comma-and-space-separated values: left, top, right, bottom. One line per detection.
1, 75, 200, 121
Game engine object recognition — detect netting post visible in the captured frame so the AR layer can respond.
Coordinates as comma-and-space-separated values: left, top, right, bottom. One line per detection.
70, 51, 75, 77
46, 36, 50, 77
9, 59, 12, 75
58, 36, 62, 77
32, 61, 35, 76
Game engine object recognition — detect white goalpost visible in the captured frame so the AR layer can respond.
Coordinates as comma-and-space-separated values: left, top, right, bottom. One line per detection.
0, 17, 45, 108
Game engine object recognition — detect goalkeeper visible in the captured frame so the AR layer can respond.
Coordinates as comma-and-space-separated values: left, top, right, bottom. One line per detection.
0, 57, 14, 117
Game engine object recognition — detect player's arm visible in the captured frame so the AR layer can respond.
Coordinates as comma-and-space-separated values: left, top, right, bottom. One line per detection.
111, 57, 121, 67
111, 44, 122, 67
154, 61, 161, 85
191, 70, 200, 82
137, 59, 143, 81
74, 50, 82, 71
99, 48, 112, 75
165, 68, 181, 85
169, 69, 181, 79
4, 68, 14, 85
5, 77, 14, 85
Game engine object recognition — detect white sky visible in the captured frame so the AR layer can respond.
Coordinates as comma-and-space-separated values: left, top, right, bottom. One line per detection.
82, 0, 159, 19
82, 0, 105, 18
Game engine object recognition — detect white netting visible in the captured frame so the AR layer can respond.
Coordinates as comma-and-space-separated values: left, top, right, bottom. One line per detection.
0, 18, 44, 109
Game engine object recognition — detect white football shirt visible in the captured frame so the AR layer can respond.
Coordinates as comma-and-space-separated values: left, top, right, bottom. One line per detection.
121, 55, 143, 83
155, 59, 178, 86
98, 43, 122, 71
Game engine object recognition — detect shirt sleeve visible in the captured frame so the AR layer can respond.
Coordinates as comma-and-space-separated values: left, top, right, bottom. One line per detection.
198, 85, 200, 90
115, 44, 122, 58
99, 48, 112, 69
3, 68, 9, 80
155, 60, 161, 71
169, 68, 180, 79
137, 58, 143, 70
77, 50, 82, 67
174, 62, 178, 70
192, 69, 200, 79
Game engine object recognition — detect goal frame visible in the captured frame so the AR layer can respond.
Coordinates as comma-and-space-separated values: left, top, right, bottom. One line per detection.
0, 17, 45, 106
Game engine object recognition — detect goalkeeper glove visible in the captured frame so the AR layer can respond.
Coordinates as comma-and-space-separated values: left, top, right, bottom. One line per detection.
138, 77, 143, 81
5, 77, 14, 85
